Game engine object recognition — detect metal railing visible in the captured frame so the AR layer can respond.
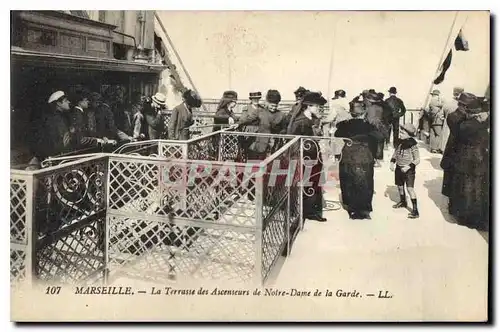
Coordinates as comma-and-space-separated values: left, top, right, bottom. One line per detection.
11, 130, 352, 287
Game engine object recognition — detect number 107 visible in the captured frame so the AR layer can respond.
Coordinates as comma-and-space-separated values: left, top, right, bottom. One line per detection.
45, 286, 61, 295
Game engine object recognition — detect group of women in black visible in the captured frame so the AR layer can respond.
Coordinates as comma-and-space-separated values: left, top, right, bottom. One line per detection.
210, 87, 385, 222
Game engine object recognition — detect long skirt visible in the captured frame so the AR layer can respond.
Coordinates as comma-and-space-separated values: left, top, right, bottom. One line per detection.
449, 171, 490, 231
339, 162, 374, 213
441, 169, 453, 197
302, 156, 324, 218
429, 125, 443, 151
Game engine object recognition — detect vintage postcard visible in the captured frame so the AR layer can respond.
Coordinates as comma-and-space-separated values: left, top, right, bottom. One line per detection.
9, 10, 490, 322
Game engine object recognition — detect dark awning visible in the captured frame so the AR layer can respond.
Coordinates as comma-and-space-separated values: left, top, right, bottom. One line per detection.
11, 47, 167, 74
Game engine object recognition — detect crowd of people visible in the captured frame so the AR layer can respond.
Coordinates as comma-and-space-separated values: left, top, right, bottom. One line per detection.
23, 82, 490, 231
26, 86, 203, 169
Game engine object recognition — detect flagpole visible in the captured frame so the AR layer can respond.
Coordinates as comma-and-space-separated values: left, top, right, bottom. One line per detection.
326, 17, 339, 100
421, 11, 460, 109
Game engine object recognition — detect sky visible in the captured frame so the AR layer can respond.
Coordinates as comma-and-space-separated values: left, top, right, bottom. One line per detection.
156, 11, 490, 109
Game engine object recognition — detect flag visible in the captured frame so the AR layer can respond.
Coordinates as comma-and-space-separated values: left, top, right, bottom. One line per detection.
433, 50, 453, 85
454, 29, 469, 51
433, 28, 469, 85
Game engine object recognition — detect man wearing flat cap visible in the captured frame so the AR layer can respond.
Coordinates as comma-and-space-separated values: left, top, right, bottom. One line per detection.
239, 91, 264, 158
238, 89, 287, 158
385, 87, 407, 148
286, 86, 310, 134
34, 90, 78, 160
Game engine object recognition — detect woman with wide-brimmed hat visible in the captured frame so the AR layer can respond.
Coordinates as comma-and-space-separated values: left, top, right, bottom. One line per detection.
288, 91, 328, 222
335, 95, 385, 219
444, 92, 490, 231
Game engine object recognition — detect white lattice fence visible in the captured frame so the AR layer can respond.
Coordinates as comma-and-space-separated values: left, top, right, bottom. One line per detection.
10, 174, 29, 284
32, 156, 108, 284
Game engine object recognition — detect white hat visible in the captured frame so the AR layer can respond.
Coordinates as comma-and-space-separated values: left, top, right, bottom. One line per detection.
48, 91, 66, 104
152, 92, 166, 106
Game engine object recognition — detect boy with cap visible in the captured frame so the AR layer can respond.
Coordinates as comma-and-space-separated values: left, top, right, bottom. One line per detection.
390, 123, 420, 218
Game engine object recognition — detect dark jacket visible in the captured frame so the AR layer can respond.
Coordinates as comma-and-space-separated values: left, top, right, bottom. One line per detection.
168, 103, 194, 140
36, 110, 78, 159
94, 103, 119, 140
238, 107, 287, 153
143, 104, 165, 140
365, 103, 388, 137
385, 95, 407, 121
441, 108, 467, 171
454, 114, 490, 174
288, 112, 318, 158
240, 104, 262, 133
213, 106, 236, 132
70, 107, 100, 148
286, 102, 302, 134
335, 118, 384, 165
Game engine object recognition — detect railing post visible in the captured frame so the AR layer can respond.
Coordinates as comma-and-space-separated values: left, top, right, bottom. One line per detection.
103, 156, 111, 284
25, 174, 36, 288
253, 165, 264, 286
299, 138, 304, 230
286, 146, 292, 257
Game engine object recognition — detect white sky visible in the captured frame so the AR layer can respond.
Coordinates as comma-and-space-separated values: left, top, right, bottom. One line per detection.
158, 11, 489, 109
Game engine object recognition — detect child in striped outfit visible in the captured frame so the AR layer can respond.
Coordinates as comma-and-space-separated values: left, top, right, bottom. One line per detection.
390, 123, 420, 218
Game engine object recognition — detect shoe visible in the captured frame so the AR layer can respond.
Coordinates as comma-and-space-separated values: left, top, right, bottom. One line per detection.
393, 201, 407, 208
408, 211, 419, 219
307, 215, 327, 222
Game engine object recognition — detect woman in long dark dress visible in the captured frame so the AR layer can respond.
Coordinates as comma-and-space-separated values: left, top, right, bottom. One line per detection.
447, 93, 490, 231
288, 91, 328, 222
335, 96, 384, 219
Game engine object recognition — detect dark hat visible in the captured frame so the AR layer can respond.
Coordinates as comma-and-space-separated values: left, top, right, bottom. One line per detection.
89, 92, 103, 103
365, 92, 382, 103
349, 96, 366, 115
388, 87, 397, 94
222, 90, 238, 101
333, 89, 346, 99
294, 86, 308, 97
266, 89, 282, 104
377, 92, 385, 100
430, 89, 441, 96
400, 123, 417, 137
73, 88, 91, 102
302, 91, 327, 106
368, 89, 376, 94
457, 92, 482, 111
249, 91, 262, 99
183, 89, 202, 108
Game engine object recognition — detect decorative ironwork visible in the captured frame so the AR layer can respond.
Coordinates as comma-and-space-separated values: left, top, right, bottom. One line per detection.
11, 177, 27, 244
33, 157, 107, 284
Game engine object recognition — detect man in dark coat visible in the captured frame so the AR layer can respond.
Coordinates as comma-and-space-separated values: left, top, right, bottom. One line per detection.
385, 86, 407, 148
70, 88, 112, 150
237, 90, 288, 201
35, 91, 78, 160
237, 90, 287, 159
239, 91, 264, 160
286, 86, 309, 134
168, 89, 200, 140
378, 92, 394, 150
364, 92, 387, 165
335, 97, 384, 219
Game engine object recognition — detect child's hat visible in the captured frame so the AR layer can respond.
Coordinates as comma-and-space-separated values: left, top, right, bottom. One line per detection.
400, 123, 417, 137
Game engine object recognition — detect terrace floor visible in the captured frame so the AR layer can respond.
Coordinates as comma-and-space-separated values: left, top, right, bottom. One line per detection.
270, 141, 489, 321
